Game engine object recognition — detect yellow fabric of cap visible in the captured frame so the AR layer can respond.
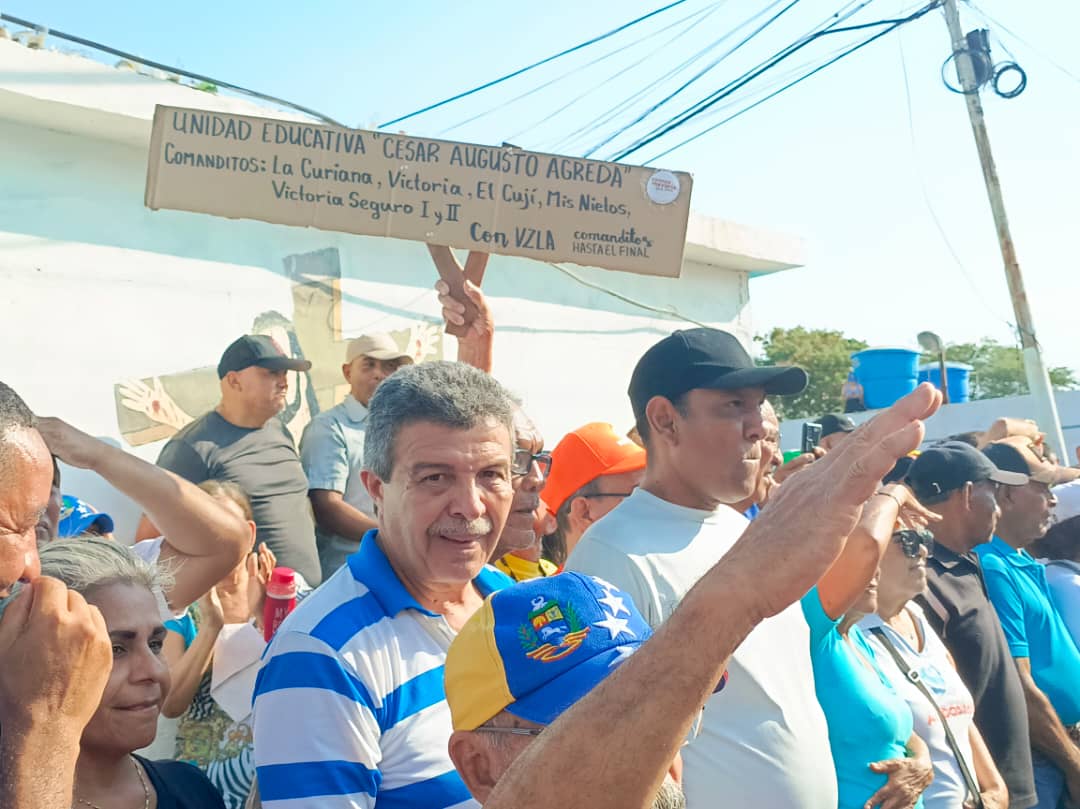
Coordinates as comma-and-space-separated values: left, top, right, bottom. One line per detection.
444, 596, 514, 731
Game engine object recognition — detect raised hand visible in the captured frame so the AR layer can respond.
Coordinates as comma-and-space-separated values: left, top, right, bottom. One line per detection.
0, 578, 111, 735
727, 383, 942, 619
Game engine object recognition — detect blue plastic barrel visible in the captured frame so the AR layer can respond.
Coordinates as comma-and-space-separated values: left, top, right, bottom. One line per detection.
851, 348, 920, 409
918, 362, 974, 403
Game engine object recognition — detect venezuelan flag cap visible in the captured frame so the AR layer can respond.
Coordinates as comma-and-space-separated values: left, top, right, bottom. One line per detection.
445, 572, 652, 731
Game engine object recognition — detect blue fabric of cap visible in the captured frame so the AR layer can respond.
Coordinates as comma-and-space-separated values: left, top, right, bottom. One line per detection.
58, 494, 115, 538
488, 572, 653, 726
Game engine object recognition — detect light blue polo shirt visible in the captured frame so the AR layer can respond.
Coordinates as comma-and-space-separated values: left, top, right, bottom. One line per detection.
977, 536, 1080, 726
300, 395, 374, 577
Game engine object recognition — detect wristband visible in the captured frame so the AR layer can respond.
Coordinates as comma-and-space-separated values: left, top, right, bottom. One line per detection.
874, 489, 904, 508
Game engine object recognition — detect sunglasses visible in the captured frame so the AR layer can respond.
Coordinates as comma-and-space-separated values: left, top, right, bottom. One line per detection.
512, 449, 553, 478
893, 528, 934, 559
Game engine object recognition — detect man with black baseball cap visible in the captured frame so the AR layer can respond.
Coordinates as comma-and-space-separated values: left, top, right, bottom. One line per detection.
909, 441, 1039, 808
568, 328, 839, 808
978, 438, 1080, 809
155, 334, 322, 586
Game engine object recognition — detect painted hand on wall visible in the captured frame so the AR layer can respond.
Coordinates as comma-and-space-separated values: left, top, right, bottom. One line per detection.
118, 377, 194, 432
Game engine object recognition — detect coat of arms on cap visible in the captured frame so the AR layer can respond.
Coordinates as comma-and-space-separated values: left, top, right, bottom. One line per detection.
518, 595, 590, 663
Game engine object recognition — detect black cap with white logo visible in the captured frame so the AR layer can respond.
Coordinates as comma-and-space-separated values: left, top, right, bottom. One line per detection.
217, 335, 312, 379
907, 441, 1028, 502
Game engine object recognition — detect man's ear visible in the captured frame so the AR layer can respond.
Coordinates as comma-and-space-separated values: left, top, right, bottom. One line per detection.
342, 362, 353, 384
448, 731, 501, 804
361, 470, 385, 510
568, 495, 592, 532
645, 396, 680, 447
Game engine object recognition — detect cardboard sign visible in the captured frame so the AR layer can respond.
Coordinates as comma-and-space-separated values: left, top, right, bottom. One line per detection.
144, 106, 694, 278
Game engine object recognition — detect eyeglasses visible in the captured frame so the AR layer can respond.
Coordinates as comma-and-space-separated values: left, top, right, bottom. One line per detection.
512, 449, 552, 478
475, 725, 544, 737
893, 528, 934, 559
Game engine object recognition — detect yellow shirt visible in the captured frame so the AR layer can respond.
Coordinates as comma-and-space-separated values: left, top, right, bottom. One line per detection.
493, 553, 559, 582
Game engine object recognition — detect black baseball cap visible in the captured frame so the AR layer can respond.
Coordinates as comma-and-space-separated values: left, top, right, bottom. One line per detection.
628, 328, 808, 424
217, 335, 312, 379
819, 413, 856, 438
907, 440, 1028, 502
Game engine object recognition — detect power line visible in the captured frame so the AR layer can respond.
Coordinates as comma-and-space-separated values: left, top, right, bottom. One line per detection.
437, 1, 725, 137
599, 0, 882, 160
0, 12, 344, 126
609, 1, 942, 162
642, 1, 934, 162
968, 2, 1080, 85
541, 0, 792, 154
894, 21, 1016, 328
582, 0, 804, 158
378, 0, 696, 129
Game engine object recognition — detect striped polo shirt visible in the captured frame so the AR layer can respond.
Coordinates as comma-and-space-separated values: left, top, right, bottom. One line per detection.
252, 530, 511, 808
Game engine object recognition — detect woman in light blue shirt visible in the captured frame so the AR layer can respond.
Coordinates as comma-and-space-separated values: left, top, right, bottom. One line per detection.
803, 481, 934, 809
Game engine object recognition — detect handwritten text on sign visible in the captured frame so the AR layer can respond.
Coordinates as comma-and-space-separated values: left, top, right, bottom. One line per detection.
144, 106, 693, 278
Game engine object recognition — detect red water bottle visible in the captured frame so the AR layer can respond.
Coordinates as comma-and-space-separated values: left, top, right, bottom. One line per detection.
263, 567, 297, 642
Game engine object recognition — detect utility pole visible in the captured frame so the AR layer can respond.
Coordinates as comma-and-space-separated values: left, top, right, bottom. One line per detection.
941, 0, 1067, 460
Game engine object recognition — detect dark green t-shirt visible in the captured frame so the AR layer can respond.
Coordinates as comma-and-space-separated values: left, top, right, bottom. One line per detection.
156, 411, 321, 586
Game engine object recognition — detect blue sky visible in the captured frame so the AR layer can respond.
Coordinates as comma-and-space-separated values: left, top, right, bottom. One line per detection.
12, 0, 1080, 370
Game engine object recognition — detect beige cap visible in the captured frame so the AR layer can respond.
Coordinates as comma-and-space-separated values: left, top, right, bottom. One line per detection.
346, 333, 414, 365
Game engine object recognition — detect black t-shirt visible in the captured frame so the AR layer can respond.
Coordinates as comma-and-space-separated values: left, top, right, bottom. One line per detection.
137, 756, 225, 809
156, 411, 321, 586
916, 544, 1037, 809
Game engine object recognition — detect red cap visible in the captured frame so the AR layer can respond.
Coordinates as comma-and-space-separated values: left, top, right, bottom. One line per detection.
266, 567, 297, 598
540, 422, 647, 515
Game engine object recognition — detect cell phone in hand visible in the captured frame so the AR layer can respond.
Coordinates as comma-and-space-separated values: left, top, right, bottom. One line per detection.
802, 422, 823, 454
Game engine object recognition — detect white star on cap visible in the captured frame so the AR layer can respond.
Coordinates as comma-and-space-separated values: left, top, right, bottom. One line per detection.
608, 645, 638, 667
598, 590, 629, 617
594, 611, 633, 641
591, 576, 619, 592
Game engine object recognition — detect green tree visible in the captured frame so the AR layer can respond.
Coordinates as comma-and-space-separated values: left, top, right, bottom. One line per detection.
930, 339, 1077, 400
757, 327, 867, 420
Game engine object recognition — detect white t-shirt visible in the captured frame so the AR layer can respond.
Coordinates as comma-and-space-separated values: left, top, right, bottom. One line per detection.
861, 603, 978, 807
566, 488, 837, 809
1042, 560, 1080, 650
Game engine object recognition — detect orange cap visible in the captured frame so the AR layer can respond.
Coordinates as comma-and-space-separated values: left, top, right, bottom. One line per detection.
540, 422, 647, 515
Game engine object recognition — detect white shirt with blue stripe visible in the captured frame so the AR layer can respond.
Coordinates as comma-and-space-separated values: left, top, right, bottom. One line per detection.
252, 530, 511, 808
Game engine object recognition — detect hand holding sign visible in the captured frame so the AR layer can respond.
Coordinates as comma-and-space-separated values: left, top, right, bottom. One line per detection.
427, 245, 489, 338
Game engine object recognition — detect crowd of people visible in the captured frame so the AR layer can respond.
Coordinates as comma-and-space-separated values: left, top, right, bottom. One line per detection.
3, 276, 1080, 809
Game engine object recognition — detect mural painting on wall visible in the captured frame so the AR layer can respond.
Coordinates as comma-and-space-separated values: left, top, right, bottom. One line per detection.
113, 247, 443, 447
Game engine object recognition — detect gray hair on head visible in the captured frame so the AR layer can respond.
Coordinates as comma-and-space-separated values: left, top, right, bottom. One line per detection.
363, 361, 517, 481
38, 536, 173, 603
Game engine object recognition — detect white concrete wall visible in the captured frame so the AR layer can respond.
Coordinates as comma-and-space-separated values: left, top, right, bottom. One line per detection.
1, 116, 751, 538
780, 389, 1080, 463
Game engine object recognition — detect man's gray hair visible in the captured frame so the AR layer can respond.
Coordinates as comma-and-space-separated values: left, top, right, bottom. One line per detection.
363, 361, 517, 480
38, 536, 172, 602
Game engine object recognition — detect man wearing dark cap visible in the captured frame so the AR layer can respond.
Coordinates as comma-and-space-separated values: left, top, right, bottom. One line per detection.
978, 438, 1080, 809
908, 441, 1038, 808
155, 335, 322, 585
566, 328, 837, 808
817, 413, 856, 452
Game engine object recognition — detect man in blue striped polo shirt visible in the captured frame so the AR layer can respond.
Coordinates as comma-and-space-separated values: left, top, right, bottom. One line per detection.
252, 360, 520, 808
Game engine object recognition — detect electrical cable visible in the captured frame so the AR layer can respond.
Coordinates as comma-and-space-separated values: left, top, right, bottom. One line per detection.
968, 3, 1080, 85
500, 1, 730, 145
609, 1, 941, 161
0, 12, 345, 126
545, 263, 711, 327
438, 0, 725, 138
560, 0, 875, 155
894, 20, 1016, 330
599, 0, 884, 160
541, 0, 791, 154
378, 0, 695, 129
582, 0, 804, 158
